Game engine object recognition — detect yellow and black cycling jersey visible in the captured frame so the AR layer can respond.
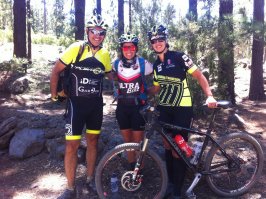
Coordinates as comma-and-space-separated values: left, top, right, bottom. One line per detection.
153, 50, 197, 107
59, 41, 112, 98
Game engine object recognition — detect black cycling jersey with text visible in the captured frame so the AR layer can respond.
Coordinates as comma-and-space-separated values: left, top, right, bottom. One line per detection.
70, 57, 105, 98
153, 51, 197, 107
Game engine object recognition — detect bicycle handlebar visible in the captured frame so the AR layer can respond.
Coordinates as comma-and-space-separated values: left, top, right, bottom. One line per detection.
139, 104, 159, 116
140, 100, 232, 117
203, 100, 232, 109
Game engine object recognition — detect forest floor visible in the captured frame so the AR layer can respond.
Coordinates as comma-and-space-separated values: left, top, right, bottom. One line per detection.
0, 43, 265, 199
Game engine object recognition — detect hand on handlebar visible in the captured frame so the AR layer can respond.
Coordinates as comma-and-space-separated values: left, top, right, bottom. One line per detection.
206, 96, 217, 108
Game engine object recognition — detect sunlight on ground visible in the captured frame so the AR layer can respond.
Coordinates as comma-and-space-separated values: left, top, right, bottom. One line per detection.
13, 192, 36, 199
243, 193, 262, 199
31, 173, 66, 191
2, 167, 18, 177
12, 173, 66, 199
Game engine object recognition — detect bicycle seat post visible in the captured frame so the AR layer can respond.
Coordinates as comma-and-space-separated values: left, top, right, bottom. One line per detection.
206, 108, 219, 133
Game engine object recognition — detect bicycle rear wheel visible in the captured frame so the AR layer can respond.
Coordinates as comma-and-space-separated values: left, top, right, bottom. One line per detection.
204, 132, 264, 197
95, 143, 168, 199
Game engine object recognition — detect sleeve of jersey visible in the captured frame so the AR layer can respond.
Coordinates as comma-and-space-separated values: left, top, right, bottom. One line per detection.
181, 53, 198, 74
111, 59, 119, 72
111, 63, 115, 72
59, 42, 80, 65
101, 50, 112, 73
153, 70, 160, 86
144, 60, 153, 75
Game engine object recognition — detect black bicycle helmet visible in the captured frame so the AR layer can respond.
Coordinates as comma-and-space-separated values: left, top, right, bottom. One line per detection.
147, 25, 167, 41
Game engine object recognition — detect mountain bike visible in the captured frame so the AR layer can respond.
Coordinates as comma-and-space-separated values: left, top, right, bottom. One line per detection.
95, 100, 264, 199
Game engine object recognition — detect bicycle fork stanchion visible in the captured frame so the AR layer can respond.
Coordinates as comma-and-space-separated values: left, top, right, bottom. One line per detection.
132, 137, 149, 180
185, 173, 202, 198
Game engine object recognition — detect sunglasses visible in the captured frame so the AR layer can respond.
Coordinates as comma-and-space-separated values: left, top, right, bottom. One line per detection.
151, 39, 165, 44
89, 29, 106, 36
122, 45, 136, 52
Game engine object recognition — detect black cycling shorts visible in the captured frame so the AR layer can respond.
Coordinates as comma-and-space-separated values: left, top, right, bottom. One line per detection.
65, 97, 103, 140
116, 104, 145, 131
157, 105, 193, 141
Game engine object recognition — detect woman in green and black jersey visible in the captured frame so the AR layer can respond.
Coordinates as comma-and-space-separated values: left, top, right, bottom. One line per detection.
147, 25, 217, 199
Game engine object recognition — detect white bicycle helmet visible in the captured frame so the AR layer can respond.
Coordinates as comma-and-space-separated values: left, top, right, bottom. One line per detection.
86, 14, 108, 30
118, 33, 139, 45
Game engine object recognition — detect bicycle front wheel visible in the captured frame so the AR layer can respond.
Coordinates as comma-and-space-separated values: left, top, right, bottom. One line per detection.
95, 143, 168, 199
204, 132, 264, 197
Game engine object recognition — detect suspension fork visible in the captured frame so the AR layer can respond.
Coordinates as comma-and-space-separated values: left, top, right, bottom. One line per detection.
132, 128, 153, 179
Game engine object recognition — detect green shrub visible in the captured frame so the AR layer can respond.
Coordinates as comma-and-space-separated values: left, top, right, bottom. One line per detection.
0, 57, 30, 73
32, 33, 57, 45
57, 36, 75, 47
0, 29, 13, 43
32, 33, 74, 47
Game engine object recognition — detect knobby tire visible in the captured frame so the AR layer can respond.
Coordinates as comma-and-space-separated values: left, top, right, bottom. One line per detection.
204, 132, 264, 197
95, 143, 168, 199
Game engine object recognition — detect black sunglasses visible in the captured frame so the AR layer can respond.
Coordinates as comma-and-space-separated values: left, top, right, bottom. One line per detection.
151, 39, 165, 44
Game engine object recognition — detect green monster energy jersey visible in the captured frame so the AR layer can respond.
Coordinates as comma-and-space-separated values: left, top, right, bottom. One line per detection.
153, 50, 197, 107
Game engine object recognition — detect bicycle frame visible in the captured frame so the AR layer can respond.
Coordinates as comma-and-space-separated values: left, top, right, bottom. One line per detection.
135, 103, 241, 196
139, 107, 236, 168
95, 100, 263, 199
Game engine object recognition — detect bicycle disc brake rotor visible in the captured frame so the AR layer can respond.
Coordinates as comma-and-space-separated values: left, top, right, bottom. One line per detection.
121, 171, 142, 191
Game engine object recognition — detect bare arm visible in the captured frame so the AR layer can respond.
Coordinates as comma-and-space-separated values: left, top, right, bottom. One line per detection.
191, 69, 217, 107
105, 71, 115, 81
50, 60, 66, 99
148, 85, 160, 96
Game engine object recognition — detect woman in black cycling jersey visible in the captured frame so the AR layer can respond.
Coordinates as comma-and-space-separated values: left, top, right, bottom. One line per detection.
147, 25, 217, 199
112, 33, 153, 169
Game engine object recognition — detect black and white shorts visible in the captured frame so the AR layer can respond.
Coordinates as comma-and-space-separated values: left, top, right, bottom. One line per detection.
65, 97, 103, 140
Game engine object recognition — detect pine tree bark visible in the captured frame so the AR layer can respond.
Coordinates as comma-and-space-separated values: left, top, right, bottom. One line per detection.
129, 0, 132, 32
43, 0, 47, 34
217, 0, 235, 104
74, 0, 85, 40
187, 0, 197, 59
27, 0, 31, 61
188, 0, 197, 21
249, 0, 265, 100
118, 0, 124, 36
13, 0, 27, 58
97, 0, 101, 15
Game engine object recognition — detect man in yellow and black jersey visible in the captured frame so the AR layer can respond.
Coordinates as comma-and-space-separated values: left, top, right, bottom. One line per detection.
147, 25, 217, 199
50, 13, 112, 199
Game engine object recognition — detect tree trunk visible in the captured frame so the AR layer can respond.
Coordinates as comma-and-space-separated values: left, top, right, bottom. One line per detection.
217, 0, 235, 104
187, 0, 197, 59
43, 0, 47, 34
74, 0, 85, 40
97, 0, 101, 15
13, 0, 27, 58
249, 0, 265, 100
188, 0, 197, 21
129, 0, 132, 32
118, 0, 124, 36
27, 0, 31, 61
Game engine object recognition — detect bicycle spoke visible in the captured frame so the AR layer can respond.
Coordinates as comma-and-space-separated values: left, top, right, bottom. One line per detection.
205, 133, 263, 197
95, 144, 167, 199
